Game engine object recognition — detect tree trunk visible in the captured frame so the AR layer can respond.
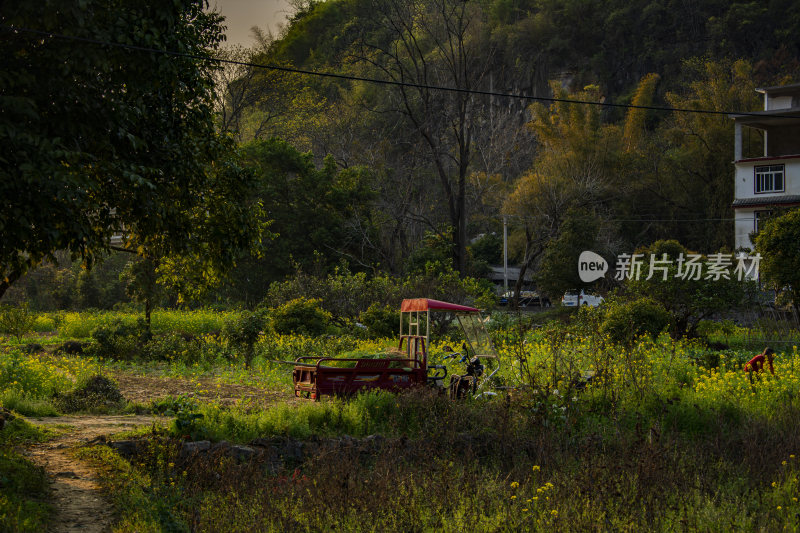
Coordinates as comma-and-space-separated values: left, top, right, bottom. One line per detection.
145, 296, 152, 333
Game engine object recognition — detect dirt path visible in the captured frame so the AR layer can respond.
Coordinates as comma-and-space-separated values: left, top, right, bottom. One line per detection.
26, 415, 168, 533
18, 369, 293, 532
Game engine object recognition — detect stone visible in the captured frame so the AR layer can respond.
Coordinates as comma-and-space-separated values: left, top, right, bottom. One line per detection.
180, 440, 211, 456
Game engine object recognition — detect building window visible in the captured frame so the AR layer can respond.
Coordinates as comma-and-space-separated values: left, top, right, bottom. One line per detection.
755, 164, 785, 193
754, 210, 774, 234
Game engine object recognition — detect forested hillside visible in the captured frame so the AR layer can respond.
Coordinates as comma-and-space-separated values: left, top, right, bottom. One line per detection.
211, 0, 799, 294
5, 0, 800, 309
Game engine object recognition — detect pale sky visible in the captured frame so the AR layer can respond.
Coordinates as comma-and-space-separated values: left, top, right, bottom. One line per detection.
209, 0, 294, 48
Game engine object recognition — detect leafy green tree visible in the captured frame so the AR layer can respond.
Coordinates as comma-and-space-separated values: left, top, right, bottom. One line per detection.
599, 297, 671, 347
223, 309, 268, 368
0, 0, 234, 299
238, 138, 375, 284
624, 240, 756, 337
754, 208, 800, 307
504, 83, 621, 302
536, 208, 604, 298
0, 304, 35, 341
655, 59, 761, 250
121, 257, 163, 331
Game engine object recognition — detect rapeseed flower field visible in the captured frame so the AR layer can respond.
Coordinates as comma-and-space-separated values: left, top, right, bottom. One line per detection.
4, 310, 800, 531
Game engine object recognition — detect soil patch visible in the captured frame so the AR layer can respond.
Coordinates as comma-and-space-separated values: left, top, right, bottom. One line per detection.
111, 372, 294, 408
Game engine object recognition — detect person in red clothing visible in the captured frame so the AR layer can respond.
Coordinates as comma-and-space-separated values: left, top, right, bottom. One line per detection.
744, 347, 775, 383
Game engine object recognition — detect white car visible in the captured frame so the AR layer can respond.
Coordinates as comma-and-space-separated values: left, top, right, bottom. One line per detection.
561, 290, 604, 307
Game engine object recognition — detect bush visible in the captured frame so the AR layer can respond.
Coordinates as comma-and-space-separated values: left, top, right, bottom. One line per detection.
89, 319, 149, 360
0, 304, 35, 340
142, 332, 202, 363
270, 298, 331, 336
359, 304, 397, 339
223, 310, 267, 368
53, 375, 125, 413
600, 298, 671, 346
31, 315, 56, 333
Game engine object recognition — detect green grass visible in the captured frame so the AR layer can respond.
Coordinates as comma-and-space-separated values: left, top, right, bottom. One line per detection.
79, 387, 800, 532
0, 418, 54, 532
0, 391, 59, 417
5, 309, 800, 530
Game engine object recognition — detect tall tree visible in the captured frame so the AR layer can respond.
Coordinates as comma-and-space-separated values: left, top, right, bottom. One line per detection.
504, 83, 621, 299
230, 138, 374, 294
755, 208, 800, 307
0, 0, 239, 299
657, 59, 761, 251
354, 0, 494, 274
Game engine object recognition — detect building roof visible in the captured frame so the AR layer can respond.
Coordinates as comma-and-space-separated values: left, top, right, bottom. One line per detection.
756, 83, 800, 96
487, 265, 533, 282
730, 107, 800, 128
732, 195, 800, 208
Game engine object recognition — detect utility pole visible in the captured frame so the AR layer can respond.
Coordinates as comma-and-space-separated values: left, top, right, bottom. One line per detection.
503, 215, 508, 292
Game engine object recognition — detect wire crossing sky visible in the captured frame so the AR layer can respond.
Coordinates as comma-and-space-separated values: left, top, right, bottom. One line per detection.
4, 24, 798, 120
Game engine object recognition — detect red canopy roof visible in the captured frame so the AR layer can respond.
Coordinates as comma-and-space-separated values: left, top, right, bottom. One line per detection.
400, 298, 479, 313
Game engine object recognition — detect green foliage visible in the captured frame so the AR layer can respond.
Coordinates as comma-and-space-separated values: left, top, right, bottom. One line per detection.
0, 350, 78, 402
142, 332, 204, 365
270, 298, 331, 337
75, 444, 179, 533
0, 391, 60, 418
755, 208, 800, 306
0, 418, 53, 532
600, 298, 671, 346
469, 233, 503, 265
120, 257, 162, 328
654, 59, 762, 251
0, 252, 133, 312
90, 320, 149, 361
0, 304, 35, 341
536, 208, 603, 297
31, 316, 56, 333
0, 0, 231, 299
52, 375, 125, 414
60, 310, 232, 339
236, 138, 375, 285
265, 263, 495, 328
223, 309, 268, 368
404, 230, 455, 274
359, 304, 397, 339
624, 240, 757, 337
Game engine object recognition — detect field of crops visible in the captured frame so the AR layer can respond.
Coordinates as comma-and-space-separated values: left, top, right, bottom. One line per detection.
3, 308, 800, 531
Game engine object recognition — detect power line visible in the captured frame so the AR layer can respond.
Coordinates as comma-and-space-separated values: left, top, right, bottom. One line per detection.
503, 215, 766, 223
3, 24, 799, 120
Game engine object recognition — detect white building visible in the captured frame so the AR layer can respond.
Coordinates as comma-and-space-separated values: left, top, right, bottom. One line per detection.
732, 83, 800, 250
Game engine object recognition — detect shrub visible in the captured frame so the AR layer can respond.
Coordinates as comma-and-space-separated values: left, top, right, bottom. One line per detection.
89, 319, 148, 360
223, 310, 267, 368
359, 304, 397, 339
53, 375, 125, 414
142, 332, 202, 363
600, 298, 671, 346
0, 304, 35, 341
270, 298, 331, 336
32, 315, 56, 333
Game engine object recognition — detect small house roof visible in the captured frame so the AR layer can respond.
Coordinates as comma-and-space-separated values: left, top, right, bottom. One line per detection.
400, 298, 479, 313
732, 195, 800, 208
